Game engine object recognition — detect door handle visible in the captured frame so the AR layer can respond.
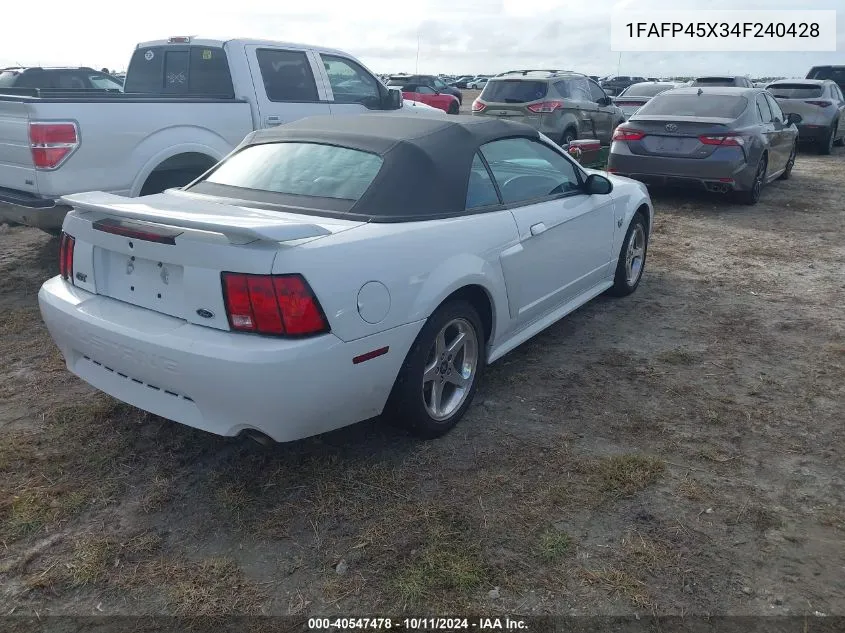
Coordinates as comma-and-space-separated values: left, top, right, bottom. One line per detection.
530, 222, 547, 236
266, 116, 281, 126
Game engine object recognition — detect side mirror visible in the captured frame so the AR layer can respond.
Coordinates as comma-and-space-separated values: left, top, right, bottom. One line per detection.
584, 173, 613, 195
383, 88, 403, 110
786, 112, 802, 126
599, 96, 612, 106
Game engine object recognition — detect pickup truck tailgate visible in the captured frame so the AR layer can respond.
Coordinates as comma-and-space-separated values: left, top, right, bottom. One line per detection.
0, 100, 37, 195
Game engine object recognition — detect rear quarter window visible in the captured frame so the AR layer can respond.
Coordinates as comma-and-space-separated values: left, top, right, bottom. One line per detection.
637, 94, 748, 118
481, 80, 548, 103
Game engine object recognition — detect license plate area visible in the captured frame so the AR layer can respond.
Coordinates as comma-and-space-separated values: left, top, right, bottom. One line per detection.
95, 247, 185, 317
643, 136, 697, 155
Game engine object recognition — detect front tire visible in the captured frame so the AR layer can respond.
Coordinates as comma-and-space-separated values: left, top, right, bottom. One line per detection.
385, 300, 484, 439
739, 155, 767, 205
607, 212, 648, 297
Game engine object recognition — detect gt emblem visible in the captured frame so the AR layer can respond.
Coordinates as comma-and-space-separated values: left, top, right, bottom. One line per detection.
665, 123, 678, 132
126, 261, 134, 275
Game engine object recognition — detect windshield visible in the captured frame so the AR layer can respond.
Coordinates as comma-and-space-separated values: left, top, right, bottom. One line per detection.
768, 84, 824, 99
637, 94, 748, 118
481, 80, 548, 103
200, 142, 383, 202
620, 83, 674, 97
807, 67, 845, 85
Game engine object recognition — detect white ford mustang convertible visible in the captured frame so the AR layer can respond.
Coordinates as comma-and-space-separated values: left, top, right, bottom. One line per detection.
39, 114, 653, 443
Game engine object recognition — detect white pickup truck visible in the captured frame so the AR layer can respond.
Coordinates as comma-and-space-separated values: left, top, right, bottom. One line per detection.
0, 37, 443, 233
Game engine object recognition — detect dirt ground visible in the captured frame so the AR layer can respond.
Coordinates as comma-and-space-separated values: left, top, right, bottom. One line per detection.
0, 145, 843, 619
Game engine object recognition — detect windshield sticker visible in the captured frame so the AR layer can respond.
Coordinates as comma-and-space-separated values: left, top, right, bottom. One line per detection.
144, 50, 154, 61
202, 49, 212, 60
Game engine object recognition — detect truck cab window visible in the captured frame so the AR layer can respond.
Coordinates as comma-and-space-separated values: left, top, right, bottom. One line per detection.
256, 49, 319, 103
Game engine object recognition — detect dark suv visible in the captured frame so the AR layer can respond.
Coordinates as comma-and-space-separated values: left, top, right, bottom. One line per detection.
472, 70, 625, 145
599, 75, 646, 96
0, 67, 124, 91
690, 76, 753, 88
387, 74, 462, 104
806, 65, 845, 95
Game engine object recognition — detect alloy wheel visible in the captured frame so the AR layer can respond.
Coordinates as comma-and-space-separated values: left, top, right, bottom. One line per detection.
422, 318, 479, 421
625, 224, 646, 286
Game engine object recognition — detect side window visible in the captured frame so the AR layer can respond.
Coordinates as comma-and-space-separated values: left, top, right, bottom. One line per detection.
416, 85, 436, 95
566, 78, 591, 101
553, 81, 572, 98
466, 154, 500, 210
756, 94, 773, 123
480, 137, 581, 205
321, 55, 381, 106
256, 49, 319, 102
588, 80, 606, 103
765, 94, 784, 121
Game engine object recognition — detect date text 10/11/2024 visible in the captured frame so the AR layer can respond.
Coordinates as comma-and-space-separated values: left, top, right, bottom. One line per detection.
308, 618, 529, 630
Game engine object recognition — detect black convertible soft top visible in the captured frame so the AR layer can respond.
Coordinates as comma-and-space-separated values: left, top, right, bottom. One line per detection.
188, 114, 541, 222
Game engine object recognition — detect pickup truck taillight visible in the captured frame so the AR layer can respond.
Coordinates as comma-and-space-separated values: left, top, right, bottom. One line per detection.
59, 232, 75, 282
221, 273, 330, 337
29, 121, 79, 170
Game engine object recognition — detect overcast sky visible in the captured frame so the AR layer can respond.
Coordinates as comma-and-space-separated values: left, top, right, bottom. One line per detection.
2, 0, 842, 78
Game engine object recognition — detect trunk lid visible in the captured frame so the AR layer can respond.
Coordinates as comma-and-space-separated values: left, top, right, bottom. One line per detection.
622, 116, 737, 158
60, 191, 364, 331
0, 100, 38, 194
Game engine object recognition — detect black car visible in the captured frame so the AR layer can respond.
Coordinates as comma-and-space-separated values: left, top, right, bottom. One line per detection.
806, 65, 845, 95
0, 66, 124, 91
599, 75, 646, 96
388, 74, 463, 104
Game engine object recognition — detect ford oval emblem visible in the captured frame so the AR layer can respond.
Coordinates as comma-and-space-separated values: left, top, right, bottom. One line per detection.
196, 309, 214, 319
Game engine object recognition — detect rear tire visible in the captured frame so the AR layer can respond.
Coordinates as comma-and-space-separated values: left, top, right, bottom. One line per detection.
833, 121, 844, 147
778, 142, 796, 180
448, 101, 460, 115
385, 300, 484, 439
561, 127, 577, 146
819, 124, 835, 155
739, 155, 767, 205
607, 212, 648, 297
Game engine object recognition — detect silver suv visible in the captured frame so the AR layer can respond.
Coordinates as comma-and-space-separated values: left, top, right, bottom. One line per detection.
470, 70, 625, 146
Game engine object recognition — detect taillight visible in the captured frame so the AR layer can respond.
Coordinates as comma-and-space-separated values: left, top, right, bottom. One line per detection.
58, 232, 75, 282
699, 134, 745, 147
527, 100, 565, 113
805, 100, 831, 107
29, 121, 79, 170
221, 273, 329, 337
471, 100, 486, 112
612, 127, 646, 141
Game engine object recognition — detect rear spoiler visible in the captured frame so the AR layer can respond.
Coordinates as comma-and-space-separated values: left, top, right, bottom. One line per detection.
60, 192, 332, 244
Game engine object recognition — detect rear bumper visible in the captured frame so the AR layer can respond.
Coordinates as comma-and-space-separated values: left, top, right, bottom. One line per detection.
797, 124, 832, 142
0, 187, 69, 230
607, 144, 754, 190
38, 276, 423, 443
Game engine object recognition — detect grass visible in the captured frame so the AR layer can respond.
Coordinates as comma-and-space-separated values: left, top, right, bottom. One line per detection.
536, 528, 572, 563
580, 567, 653, 609
585, 455, 666, 498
